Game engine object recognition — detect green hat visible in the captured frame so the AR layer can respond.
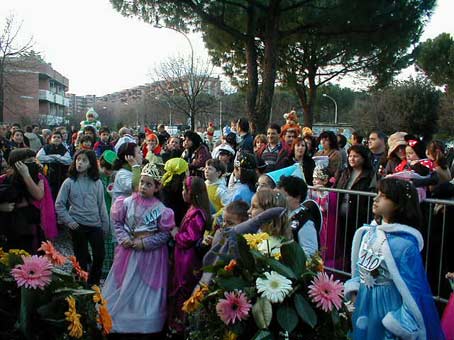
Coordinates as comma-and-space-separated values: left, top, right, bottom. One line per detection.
101, 150, 118, 165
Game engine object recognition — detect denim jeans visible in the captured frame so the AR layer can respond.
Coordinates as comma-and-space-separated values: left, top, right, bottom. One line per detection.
70, 225, 105, 285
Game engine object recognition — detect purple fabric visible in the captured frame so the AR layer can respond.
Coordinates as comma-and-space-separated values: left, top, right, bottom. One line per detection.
33, 173, 58, 240
169, 206, 207, 332
111, 193, 175, 289
0, 173, 57, 240
172, 207, 206, 291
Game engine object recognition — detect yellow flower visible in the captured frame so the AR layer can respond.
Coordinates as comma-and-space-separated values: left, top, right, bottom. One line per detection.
307, 253, 324, 272
65, 296, 83, 338
0, 249, 30, 266
97, 303, 113, 335
182, 284, 209, 313
91, 285, 106, 305
243, 233, 270, 249
9, 249, 30, 257
273, 251, 282, 260
223, 331, 238, 340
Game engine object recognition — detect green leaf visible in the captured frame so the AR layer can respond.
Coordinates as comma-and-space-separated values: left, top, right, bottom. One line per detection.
331, 309, 340, 325
51, 267, 72, 277
264, 257, 296, 279
252, 329, 273, 340
252, 297, 273, 329
216, 276, 248, 290
237, 234, 255, 270
280, 241, 306, 277
276, 305, 298, 333
294, 293, 317, 328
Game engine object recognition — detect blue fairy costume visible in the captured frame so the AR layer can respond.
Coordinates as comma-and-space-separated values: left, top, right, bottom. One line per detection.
345, 222, 445, 340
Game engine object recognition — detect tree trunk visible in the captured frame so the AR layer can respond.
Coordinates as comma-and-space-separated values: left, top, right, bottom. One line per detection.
295, 68, 318, 128
0, 71, 4, 123
256, 0, 280, 134
245, 4, 259, 133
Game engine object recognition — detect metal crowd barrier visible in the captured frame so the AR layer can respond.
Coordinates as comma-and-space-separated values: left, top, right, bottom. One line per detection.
307, 186, 453, 305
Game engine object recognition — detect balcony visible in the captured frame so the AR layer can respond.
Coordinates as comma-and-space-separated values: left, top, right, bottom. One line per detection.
39, 90, 70, 107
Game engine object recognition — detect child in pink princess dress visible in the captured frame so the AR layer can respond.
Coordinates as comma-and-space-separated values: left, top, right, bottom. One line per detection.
102, 163, 175, 336
168, 176, 211, 335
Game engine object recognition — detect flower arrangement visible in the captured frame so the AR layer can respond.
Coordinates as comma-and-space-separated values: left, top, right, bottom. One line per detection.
184, 233, 351, 339
0, 242, 112, 339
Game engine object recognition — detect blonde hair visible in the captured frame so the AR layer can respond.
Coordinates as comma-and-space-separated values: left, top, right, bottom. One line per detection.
254, 189, 291, 239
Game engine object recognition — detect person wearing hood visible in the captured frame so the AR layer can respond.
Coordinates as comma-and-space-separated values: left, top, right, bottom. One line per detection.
24, 125, 42, 152
345, 178, 444, 340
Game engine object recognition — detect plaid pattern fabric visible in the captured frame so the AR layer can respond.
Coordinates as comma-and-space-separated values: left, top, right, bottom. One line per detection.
102, 234, 116, 278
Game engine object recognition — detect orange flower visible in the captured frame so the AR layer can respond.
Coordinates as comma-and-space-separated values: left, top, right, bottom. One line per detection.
91, 285, 106, 305
224, 259, 237, 271
97, 303, 112, 335
38, 241, 67, 266
182, 284, 209, 313
69, 256, 88, 282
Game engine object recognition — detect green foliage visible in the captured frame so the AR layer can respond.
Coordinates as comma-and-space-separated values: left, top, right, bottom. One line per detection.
276, 305, 299, 333
294, 293, 317, 328
186, 235, 351, 339
110, 0, 436, 132
352, 77, 441, 139
416, 33, 454, 90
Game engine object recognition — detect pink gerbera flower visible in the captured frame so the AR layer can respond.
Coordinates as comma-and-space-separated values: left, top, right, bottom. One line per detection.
216, 291, 252, 325
308, 272, 344, 312
38, 241, 67, 266
11, 255, 53, 290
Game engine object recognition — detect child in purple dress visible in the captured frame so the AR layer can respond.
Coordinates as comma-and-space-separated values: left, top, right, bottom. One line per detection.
168, 176, 211, 335
102, 163, 175, 335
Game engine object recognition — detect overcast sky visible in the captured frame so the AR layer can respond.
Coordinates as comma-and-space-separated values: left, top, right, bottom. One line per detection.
1, 0, 453, 96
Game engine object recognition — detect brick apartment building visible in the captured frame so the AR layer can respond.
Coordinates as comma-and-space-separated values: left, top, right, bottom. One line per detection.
2, 56, 69, 125
66, 93, 96, 119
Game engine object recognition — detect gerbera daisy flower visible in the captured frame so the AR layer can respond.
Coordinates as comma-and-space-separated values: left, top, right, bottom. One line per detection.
69, 256, 88, 282
308, 272, 344, 312
11, 255, 53, 290
257, 236, 284, 258
65, 296, 83, 338
243, 233, 270, 249
256, 271, 293, 303
38, 241, 66, 266
216, 291, 252, 325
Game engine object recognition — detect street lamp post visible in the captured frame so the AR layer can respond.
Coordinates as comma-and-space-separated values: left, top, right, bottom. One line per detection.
154, 24, 195, 130
322, 94, 338, 125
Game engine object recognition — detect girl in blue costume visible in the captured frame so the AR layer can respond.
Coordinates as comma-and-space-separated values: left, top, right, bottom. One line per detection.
345, 178, 444, 340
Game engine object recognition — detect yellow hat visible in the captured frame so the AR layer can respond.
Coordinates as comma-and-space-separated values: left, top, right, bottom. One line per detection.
161, 158, 189, 187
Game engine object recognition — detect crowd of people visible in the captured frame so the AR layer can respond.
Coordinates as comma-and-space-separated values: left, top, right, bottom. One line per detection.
0, 108, 452, 339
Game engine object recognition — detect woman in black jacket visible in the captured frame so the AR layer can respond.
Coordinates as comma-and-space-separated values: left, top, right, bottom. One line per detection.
335, 144, 374, 271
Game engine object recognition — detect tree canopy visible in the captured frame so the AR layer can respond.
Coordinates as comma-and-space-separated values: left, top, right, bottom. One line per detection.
111, 0, 436, 132
352, 77, 440, 140
415, 32, 454, 93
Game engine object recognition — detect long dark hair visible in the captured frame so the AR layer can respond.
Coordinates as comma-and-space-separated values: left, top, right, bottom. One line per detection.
377, 178, 422, 230
7, 148, 41, 184
113, 142, 138, 170
184, 176, 212, 230
319, 131, 338, 150
183, 130, 202, 153
68, 150, 99, 181
427, 140, 448, 169
347, 144, 372, 170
